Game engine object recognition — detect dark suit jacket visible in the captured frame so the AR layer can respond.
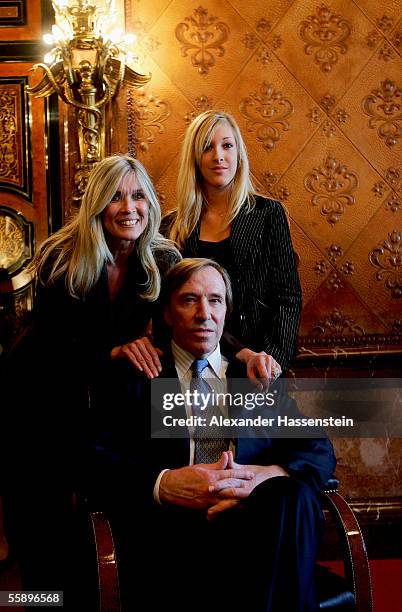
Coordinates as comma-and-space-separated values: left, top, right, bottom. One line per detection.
161, 197, 302, 372
89, 350, 336, 512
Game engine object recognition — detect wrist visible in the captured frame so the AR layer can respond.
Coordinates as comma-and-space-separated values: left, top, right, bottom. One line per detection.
235, 348, 254, 363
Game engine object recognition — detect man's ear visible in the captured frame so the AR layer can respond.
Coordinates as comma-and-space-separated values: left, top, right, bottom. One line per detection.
163, 304, 172, 327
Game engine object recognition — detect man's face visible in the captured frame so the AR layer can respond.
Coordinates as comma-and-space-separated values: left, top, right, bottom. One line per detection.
164, 267, 227, 358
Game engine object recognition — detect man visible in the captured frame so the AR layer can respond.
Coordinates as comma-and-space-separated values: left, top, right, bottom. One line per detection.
92, 258, 336, 612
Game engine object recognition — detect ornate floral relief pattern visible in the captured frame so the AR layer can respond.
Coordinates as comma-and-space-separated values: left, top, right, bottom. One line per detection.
362, 79, 402, 147
256, 18, 272, 36
260, 170, 279, 192
133, 88, 170, 152
299, 5, 351, 73
307, 107, 322, 123
271, 36, 282, 49
239, 82, 293, 152
270, 184, 290, 201
312, 308, 364, 336
256, 47, 273, 64
385, 194, 401, 213
175, 6, 229, 75
325, 271, 343, 290
376, 15, 394, 33
304, 156, 358, 225
184, 95, 213, 124
369, 230, 402, 298
366, 31, 381, 49
335, 108, 349, 123
391, 30, 402, 50
314, 259, 330, 275
378, 43, 395, 61
340, 261, 355, 275
385, 167, 401, 188
0, 86, 21, 186
325, 244, 343, 263
372, 181, 387, 197
0, 214, 24, 269
129, 19, 161, 66
320, 93, 336, 111
322, 120, 336, 137
242, 32, 259, 49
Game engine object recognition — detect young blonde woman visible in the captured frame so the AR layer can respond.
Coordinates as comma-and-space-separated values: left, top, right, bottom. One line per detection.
163, 110, 302, 383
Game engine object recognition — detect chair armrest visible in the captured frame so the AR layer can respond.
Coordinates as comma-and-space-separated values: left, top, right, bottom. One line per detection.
321, 490, 373, 612
89, 512, 121, 612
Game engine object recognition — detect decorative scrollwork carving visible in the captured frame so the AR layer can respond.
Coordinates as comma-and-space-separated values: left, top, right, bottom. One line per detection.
385, 194, 401, 213
369, 230, 402, 298
325, 244, 343, 263
312, 308, 364, 336
299, 5, 351, 73
175, 6, 229, 75
362, 79, 402, 147
0, 214, 24, 269
0, 86, 20, 186
133, 88, 170, 152
239, 82, 293, 152
304, 156, 358, 225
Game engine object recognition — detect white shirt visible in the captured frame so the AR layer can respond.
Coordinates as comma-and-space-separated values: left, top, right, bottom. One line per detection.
153, 341, 229, 503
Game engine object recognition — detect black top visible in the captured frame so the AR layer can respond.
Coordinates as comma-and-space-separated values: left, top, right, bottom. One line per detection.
198, 237, 233, 278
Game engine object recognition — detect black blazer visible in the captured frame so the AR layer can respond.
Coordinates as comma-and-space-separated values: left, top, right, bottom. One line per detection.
89, 351, 336, 511
162, 196, 302, 372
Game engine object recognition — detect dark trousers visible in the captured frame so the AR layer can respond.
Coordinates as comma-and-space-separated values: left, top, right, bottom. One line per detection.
114, 476, 323, 612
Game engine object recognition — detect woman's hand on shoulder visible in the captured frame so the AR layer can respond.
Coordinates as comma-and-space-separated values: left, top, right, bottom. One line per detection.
235, 348, 282, 390
111, 336, 163, 378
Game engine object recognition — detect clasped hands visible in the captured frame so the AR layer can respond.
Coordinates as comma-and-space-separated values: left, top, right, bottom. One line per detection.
159, 451, 288, 521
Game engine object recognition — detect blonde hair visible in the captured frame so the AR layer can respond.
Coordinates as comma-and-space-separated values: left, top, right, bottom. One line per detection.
169, 110, 257, 248
29, 154, 179, 301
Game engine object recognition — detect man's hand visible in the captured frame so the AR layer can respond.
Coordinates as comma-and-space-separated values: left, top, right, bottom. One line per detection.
235, 348, 282, 390
159, 452, 255, 510
111, 336, 163, 378
207, 451, 289, 520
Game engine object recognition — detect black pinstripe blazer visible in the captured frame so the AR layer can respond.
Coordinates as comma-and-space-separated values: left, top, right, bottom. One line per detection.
162, 196, 302, 372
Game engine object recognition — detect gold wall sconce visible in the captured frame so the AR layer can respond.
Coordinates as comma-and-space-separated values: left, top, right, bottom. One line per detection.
26, 0, 150, 201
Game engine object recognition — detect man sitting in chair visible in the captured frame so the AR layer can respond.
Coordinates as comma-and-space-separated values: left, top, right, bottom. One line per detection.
93, 257, 336, 612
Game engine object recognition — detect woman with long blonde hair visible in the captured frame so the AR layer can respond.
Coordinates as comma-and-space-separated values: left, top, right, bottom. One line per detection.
164, 110, 301, 382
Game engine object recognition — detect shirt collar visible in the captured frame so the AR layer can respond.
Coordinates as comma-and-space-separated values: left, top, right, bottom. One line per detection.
171, 340, 222, 379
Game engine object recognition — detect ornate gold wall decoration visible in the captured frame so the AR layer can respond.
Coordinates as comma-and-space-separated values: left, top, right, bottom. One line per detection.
239, 82, 293, 152
242, 32, 259, 49
132, 88, 170, 152
307, 107, 322, 123
385, 194, 401, 213
175, 6, 229, 75
320, 93, 336, 111
369, 230, 402, 299
366, 31, 381, 49
271, 35, 282, 49
314, 259, 330, 275
325, 271, 343, 290
372, 181, 387, 197
304, 155, 358, 225
340, 261, 355, 275
376, 15, 394, 33
0, 206, 33, 275
0, 85, 22, 187
385, 167, 401, 188
312, 308, 364, 337
325, 244, 343, 263
322, 120, 336, 137
362, 79, 402, 148
335, 108, 349, 123
260, 170, 279, 192
378, 43, 395, 62
184, 94, 212, 124
256, 18, 272, 36
256, 47, 273, 64
299, 5, 351, 73
391, 30, 402, 50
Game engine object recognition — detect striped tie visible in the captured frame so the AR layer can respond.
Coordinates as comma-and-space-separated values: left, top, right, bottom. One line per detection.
190, 359, 227, 464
